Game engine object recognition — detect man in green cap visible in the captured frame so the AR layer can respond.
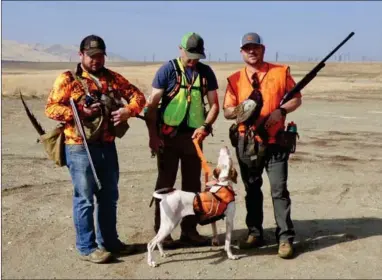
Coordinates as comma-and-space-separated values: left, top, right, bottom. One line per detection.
145, 32, 220, 247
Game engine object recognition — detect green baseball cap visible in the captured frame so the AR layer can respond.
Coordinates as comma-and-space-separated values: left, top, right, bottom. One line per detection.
180, 32, 206, 59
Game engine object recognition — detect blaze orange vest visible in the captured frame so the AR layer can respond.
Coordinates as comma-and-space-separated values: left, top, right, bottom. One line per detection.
193, 184, 236, 226
227, 63, 289, 144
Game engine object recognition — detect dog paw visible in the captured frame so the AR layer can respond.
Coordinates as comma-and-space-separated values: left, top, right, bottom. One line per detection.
160, 253, 168, 258
211, 238, 220, 246
228, 254, 240, 260
148, 261, 157, 267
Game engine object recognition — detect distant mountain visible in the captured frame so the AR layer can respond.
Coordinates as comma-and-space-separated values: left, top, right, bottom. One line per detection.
2, 40, 128, 62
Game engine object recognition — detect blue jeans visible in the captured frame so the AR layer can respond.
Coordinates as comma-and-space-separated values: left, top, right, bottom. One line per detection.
65, 142, 121, 255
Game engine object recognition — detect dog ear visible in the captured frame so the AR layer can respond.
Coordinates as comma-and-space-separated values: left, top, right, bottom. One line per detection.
230, 167, 238, 184
213, 167, 221, 179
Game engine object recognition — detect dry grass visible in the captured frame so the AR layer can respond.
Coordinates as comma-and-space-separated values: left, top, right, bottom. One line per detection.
2, 61, 382, 101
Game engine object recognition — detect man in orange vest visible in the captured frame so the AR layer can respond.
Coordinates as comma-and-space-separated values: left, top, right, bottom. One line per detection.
223, 32, 302, 259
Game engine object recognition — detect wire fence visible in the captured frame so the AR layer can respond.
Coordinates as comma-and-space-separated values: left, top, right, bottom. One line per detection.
137, 52, 381, 63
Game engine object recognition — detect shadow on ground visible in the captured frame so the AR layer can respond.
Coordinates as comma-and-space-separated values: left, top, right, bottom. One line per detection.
142, 217, 382, 265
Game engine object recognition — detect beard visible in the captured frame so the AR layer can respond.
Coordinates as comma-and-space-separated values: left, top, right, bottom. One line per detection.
245, 56, 264, 67
81, 63, 104, 75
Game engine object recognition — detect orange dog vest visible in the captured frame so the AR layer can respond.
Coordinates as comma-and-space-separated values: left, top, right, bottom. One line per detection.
193, 182, 236, 225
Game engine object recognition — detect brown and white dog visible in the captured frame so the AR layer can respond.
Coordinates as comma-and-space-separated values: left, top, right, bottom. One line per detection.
147, 146, 240, 267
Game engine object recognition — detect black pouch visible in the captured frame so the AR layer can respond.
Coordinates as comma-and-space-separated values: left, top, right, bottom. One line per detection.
276, 130, 299, 153
245, 133, 257, 157
229, 123, 239, 148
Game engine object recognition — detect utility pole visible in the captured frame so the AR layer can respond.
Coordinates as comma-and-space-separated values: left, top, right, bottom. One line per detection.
224, 53, 228, 63
208, 52, 211, 63
152, 53, 155, 62
275, 51, 279, 62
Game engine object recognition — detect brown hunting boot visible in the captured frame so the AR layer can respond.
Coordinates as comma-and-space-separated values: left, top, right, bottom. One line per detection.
239, 235, 264, 249
278, 241, 294, 259
79, 248, 112, 264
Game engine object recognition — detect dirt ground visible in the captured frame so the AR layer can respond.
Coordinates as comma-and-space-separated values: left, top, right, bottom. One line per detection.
2, 62, 382, 279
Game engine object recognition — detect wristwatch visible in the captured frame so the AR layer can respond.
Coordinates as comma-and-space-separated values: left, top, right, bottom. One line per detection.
279, 107, 287, 116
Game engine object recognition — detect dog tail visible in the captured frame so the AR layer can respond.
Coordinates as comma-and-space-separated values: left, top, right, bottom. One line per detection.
149, 188, 176, 207
153, 187, 176, 198
153, 192, 165, 199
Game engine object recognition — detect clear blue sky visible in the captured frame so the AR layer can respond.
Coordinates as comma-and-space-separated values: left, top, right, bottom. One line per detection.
2, 1, 382, 62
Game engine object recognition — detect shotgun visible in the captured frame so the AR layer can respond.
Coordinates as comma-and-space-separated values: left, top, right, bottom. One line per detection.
69, 98, 103, 191
256, 31, 355, 143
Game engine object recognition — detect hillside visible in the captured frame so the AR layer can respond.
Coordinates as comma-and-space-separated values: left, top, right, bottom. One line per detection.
1, 39, 128, 62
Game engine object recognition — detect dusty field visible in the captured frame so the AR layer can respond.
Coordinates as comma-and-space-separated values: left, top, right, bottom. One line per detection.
2, 62, 382, 279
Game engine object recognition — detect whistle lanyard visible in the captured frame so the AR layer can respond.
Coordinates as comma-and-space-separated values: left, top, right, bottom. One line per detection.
186, 70, 196, 90
184, 69, 197, 102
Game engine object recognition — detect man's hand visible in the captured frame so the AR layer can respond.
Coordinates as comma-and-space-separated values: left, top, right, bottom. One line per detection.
111, 107, 132, 126
192, 126, 209, 143
149, 134, 163, 154
264, 108, 283, 129
81, 102, 102, 119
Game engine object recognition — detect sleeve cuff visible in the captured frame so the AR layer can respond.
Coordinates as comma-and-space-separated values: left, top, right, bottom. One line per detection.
125, 104, 140, 117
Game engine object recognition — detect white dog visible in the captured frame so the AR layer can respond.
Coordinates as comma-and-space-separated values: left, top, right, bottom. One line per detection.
147, 146, 240, 267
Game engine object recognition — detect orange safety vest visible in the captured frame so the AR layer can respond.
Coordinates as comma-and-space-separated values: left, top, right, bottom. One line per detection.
193, 183, 236, 226
227, 63, 289, 144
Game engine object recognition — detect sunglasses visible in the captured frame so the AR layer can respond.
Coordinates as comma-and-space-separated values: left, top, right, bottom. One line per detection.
241, 44, 263, 52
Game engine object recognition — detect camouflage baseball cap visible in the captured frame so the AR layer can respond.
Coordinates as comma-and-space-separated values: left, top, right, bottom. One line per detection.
180, 32, 206, 59
80, 35, 107, 56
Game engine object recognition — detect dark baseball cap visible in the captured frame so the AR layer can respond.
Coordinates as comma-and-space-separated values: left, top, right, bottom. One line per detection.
180, 32, 206, 59
240, 32, 264, 48
80, 35, 107, 56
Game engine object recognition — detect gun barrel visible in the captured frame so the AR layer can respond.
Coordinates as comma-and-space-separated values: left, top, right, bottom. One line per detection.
70, 98, 103, 191
320, 32, 355, 64
280, 32, 355, 106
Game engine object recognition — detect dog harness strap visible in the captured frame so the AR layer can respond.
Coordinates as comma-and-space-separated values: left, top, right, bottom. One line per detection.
167, 59, 182, 99
226, 186, 236, 197
195, 193, 205, 215
211, 192, 223, 202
